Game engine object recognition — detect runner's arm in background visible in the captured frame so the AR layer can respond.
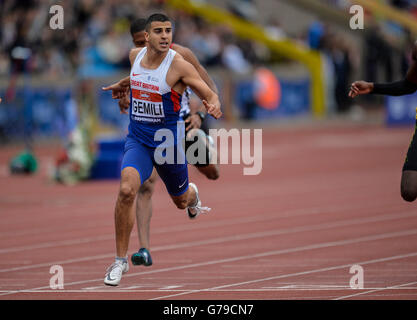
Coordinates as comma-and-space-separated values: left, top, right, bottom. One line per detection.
173, 44, 218, 129
349, 43, 417, 98
173, 44, 218, 94
173, 59, 222, 119
102, 48, 142, 100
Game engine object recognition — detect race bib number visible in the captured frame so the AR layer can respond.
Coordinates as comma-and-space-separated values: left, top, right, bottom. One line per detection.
131, 89, 165, 124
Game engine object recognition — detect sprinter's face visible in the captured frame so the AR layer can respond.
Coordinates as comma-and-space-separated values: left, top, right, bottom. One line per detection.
145, 21, 172, 52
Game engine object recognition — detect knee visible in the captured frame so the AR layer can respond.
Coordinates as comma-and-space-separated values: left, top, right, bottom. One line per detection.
401, 188, 417, 202
173, 197, 188, 210
119, 184, 137, 204
206, 169, 219, 180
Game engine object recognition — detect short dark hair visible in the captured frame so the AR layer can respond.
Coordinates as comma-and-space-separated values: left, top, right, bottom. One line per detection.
130, 18, 146, 35
145, 13, 171, 31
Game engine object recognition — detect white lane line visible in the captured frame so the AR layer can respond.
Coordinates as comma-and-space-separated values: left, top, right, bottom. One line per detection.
0, 200, 394, 254
0, 186, 384, 251
160, 285, 182, 290
2, 287, 417, 294
150, 250, 417, 300
0, 206, 314, 252
264, 285, 353, 289
334, 281, 417, 300
1, 229, 417, 297
1, 210, 414, 274
82, 286, 107, 290
0, 235, 113, 255
0, 289, 201, 294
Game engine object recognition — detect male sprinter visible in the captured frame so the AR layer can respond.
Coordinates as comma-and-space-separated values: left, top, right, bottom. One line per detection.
349, 42, 417, 202
102, 13, 222, 286
118, 18, 220, 268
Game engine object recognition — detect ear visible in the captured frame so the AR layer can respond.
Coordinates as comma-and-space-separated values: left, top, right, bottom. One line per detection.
145, 31, 150, 41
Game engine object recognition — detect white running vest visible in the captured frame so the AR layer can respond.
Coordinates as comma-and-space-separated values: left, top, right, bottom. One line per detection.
128, 47, 183, 147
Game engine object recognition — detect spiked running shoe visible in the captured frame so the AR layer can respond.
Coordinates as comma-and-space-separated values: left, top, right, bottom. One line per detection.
131, 248, 153, 266
104, 259, 129, 286
187, 183, 211, 219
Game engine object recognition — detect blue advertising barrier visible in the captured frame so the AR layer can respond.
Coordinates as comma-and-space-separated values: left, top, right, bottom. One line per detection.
0, 88, 73, 140
234, 78, 310, 120
89, 135, 125, 180
1, 77, 312, 179
386, 93, 417, 126
1, 76, 312, 139
98, 89, 130, 130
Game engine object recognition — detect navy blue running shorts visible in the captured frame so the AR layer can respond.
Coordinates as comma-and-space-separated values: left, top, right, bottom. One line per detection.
121, 135, 189, 196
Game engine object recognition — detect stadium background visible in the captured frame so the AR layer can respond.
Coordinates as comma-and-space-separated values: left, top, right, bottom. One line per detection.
3, 0, 417, 146
2, 0, 417, 301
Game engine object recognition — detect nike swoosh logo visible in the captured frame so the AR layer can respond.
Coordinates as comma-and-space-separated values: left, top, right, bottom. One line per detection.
132, 73, 140, 76
106, 274, 116, 281
179, 179, 187, 189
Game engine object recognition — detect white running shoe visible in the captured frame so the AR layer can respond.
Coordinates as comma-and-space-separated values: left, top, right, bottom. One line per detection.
104, 259, 129, 286
187, 183, 211, 219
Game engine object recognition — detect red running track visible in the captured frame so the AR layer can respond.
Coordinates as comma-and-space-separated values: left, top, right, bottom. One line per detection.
1, 122, 417, 300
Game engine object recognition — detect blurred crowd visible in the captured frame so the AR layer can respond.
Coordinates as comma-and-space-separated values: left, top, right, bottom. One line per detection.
0, 0, 268, 79
0, 0, 416, 115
